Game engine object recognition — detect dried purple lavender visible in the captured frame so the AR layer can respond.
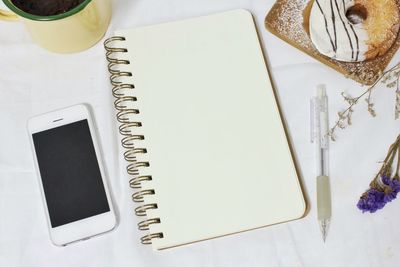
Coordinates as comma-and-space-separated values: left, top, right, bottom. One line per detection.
357, 188, 386, 213
357, 176, 400, 213
357, 135, 400, 213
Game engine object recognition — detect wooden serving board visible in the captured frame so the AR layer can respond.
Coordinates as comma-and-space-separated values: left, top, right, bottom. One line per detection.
265, 0, 400, 85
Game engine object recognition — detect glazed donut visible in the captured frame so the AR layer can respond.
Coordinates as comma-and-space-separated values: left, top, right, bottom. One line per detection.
309, 0, 400, 62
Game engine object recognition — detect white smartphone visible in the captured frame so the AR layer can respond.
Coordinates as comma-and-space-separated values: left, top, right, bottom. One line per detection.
28, 104, 116, 246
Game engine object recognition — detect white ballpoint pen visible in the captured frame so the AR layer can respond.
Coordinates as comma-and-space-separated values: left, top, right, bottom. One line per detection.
310, 84, 332, 242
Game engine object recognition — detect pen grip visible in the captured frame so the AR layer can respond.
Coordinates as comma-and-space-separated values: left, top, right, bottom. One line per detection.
317, 175, 331, 220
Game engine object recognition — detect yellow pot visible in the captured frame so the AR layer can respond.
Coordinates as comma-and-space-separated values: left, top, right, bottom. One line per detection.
0, 0, 111, 53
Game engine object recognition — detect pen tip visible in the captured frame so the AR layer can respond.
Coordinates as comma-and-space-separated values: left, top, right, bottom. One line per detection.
319, 219, 329, 243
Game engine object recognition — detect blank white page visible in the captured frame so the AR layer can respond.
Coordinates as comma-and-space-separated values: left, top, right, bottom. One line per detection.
116, 9, 305, 250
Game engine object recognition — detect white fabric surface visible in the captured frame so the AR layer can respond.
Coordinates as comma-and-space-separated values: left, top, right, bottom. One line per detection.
1, 0, 399, 266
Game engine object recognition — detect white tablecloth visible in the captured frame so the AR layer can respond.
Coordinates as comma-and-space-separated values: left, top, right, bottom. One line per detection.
1, 0, 400, 266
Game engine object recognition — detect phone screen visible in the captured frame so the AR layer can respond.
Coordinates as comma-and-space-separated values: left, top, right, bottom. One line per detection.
32, 119, 110, 228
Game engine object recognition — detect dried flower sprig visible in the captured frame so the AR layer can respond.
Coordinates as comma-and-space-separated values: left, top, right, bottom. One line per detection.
357, 134, 400, 213
329, 62, 400, 141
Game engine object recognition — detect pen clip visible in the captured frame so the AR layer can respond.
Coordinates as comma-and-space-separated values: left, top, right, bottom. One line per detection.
317, 85, 329, 149
310, 97, 316, 143
319, 111, 329, 149
311, 85, 329, 148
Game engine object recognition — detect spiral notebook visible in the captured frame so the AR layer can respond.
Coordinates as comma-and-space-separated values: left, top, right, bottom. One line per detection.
104, 9, 306, 250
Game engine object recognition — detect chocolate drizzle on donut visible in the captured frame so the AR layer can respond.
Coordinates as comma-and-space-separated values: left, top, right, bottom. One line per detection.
314, 0, 362, 61
329, 0, 338, 52
345, 0, 360, 61
315, 0, 337, 52
334, 0, 356, 60
349, 24, 360, 61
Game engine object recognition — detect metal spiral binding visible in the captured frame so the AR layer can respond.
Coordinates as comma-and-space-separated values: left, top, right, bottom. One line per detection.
104, 36, 163, 245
